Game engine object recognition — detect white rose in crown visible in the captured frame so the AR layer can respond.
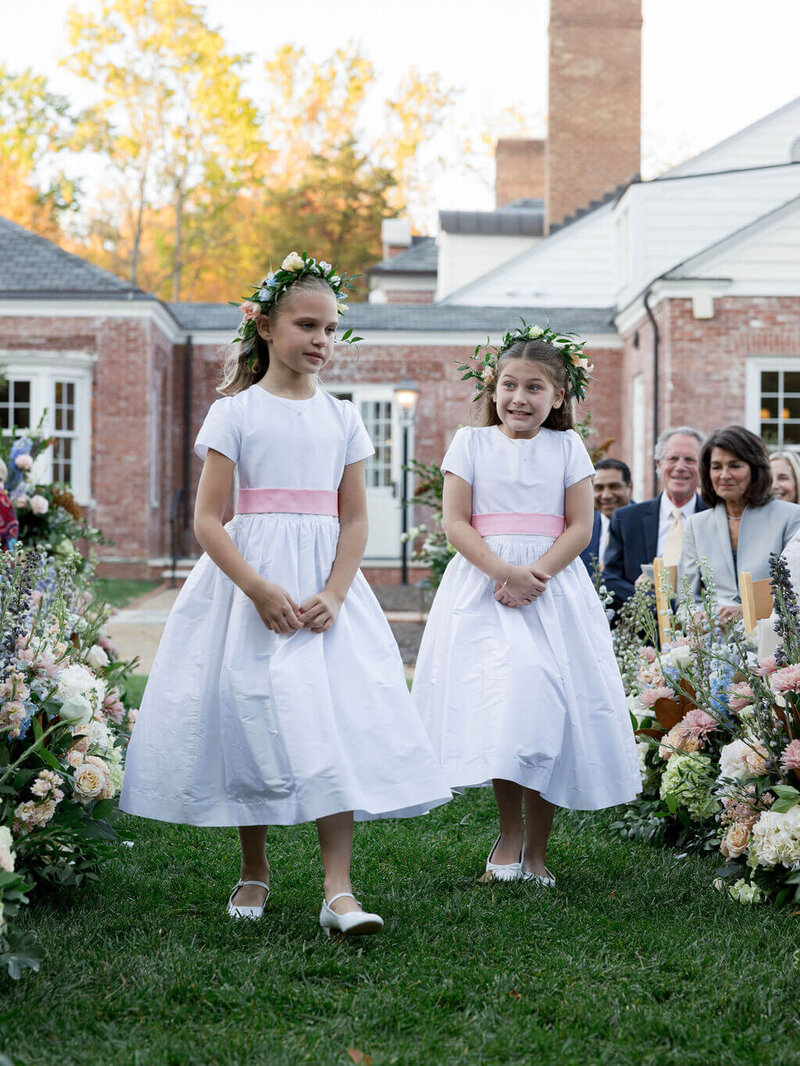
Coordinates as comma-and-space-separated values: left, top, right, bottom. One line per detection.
281, 252, 305, 272
58, 692, 94, 726
30, 494, 49, 515
318, 261, 332, 273
527, 326, 544, 338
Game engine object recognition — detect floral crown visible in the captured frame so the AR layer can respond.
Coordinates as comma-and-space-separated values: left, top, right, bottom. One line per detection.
456, 321, 593, 402
230, 251, 361, 370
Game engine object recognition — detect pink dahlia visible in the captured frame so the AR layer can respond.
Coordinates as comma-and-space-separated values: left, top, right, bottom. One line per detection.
755, 656, 778, 677
780, 739, 800, 774
640, 647, 657, 664
727, 682, 754, 712
681, 709, 717, 740
772, 664, 800, 694
638, 685, 673, 710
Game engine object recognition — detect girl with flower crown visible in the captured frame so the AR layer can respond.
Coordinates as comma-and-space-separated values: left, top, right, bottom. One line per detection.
412, 326, 640, 885
121, 253, 450, 936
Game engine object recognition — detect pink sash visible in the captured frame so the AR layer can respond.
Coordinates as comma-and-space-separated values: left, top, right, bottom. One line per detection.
236, 488, 339, 517
471, 513, 565, 538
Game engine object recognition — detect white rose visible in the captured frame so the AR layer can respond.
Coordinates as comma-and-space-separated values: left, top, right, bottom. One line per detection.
29, 494, 49, 515
89, 718, 111, 751
318, 260, 332, 272
330, 275, 340, 284
86, 644, 109, 671
57, 663, 96, 699
14, 454, 33, 471
281, 251, 305, 272
718, 739, 760, 783
58, 692, 93, 726
73, 762, 105, 802
0, 827, 15, 873
527, 326, 544, 338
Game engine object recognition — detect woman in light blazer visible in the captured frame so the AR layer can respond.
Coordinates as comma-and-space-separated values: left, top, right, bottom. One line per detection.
680, 426, 800, 624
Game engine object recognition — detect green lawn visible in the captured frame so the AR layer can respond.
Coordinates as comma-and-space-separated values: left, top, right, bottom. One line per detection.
6, 791, 800, 1065
98, 579, 161, 609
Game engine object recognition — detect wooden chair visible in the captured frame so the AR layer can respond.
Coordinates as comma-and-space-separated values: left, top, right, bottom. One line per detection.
652, 557, 678, 647
739, 571, 773, 635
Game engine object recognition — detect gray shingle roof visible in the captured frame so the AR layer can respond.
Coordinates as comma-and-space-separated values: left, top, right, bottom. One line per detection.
168, 301, 615, 335
439, 207, 544, 237
368, 236, 438, 275
0, 215, 149, 298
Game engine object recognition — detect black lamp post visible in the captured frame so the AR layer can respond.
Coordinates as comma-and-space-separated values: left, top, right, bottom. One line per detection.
394, 378, 421, 584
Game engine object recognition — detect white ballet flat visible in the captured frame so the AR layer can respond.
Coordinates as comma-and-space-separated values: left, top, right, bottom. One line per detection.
319, 892, 384, 938
484, 835, 523, 882
226, 879, 270, 920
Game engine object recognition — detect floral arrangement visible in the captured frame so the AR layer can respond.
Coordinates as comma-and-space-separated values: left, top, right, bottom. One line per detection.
611, 554, 800, 906
0, 549, 137, 977
231, 251, 362, 372
0, 426, 103, 563
456, 321, 594, 403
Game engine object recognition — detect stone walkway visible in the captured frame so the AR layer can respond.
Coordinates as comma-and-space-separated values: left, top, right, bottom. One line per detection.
106, 582, 428, 675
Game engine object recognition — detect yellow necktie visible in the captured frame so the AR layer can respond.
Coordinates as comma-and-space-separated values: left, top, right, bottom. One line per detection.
662, 507, 683, 567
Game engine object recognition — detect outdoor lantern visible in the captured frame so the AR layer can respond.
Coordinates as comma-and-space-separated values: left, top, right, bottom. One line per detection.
394, 379, 420, 423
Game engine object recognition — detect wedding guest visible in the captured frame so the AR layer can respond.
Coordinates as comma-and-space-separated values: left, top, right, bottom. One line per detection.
680, 426, 800, 623
604, 427, 706, 611
770, 451, 800, 503
580, 458, 633, 578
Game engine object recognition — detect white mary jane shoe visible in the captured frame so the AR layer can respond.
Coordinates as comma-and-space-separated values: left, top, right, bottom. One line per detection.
226, 879, 270, 920
319, 892, 384, 938
484, 835, 523, 882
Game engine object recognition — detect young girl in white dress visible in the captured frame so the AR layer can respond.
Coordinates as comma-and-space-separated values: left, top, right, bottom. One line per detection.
412, 324, 640, 885
120, 253, 450, 935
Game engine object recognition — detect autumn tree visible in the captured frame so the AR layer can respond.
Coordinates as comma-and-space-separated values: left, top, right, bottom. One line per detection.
63, 0, 260, 298
0, 65, 77, 239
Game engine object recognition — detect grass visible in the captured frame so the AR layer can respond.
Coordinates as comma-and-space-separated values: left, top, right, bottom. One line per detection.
5, 791, 800, 1066
97, 579, 161, 609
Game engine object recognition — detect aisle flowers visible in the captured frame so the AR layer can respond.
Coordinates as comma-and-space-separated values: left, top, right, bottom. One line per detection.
612, 554, 800, 906
0, 549, 137, 976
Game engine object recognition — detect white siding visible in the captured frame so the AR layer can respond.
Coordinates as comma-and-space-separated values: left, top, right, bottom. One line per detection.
436, 232, 541, 301
445, 203, 616, 308
665, 96, 800, 176
616, 165, 800, 307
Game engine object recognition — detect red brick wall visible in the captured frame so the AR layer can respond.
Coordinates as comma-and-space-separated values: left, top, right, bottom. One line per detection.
620, 295, 800, 496
546, 0, 642, 230
495, 139, 546, 208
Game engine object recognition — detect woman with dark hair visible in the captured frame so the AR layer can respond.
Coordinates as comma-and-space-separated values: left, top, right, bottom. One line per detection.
680, 426, 800, 622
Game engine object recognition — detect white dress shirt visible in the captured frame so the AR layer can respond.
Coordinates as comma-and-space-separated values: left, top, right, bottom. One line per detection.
599, 512, 611, 567
656, 493, 697, 557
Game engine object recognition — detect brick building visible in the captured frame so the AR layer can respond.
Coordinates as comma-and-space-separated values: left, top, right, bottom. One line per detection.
2, 0, 800, 580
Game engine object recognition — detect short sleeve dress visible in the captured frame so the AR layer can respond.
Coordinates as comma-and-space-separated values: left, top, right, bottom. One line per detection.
120, 386, 451, 827
412, 425, 641, 810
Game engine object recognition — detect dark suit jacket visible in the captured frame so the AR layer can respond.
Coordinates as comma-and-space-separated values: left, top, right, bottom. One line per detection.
603, 493, 707, 609
579, 511, 603, 579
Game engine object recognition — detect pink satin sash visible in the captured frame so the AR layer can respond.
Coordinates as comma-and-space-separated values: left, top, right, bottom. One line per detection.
236, 488, 339, 517
471, 513, 565, 538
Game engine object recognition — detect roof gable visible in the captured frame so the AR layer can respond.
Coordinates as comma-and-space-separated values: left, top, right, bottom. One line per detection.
0, 215, 149, 299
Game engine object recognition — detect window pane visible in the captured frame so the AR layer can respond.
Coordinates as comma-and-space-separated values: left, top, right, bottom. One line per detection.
760, 397, 779, 419
14, 381, 30, 404
761, 422, 780, 446
784, 372, 800, 394
783, 423, 800, 446
783, 397, 800, 420
761, 371, 779, 392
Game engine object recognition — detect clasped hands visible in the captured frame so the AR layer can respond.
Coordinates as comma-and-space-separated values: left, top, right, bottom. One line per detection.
250, 578, 342, 634
493, 564, 551, 608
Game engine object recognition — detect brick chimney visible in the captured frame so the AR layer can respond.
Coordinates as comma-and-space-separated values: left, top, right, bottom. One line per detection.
546, 0, 642, 231
495, 139, 546, 208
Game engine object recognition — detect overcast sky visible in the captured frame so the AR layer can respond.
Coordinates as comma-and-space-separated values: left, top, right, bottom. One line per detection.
2, 0, 799, 218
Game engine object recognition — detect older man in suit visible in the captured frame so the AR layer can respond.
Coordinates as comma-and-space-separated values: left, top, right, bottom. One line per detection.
604, 426, 707, 612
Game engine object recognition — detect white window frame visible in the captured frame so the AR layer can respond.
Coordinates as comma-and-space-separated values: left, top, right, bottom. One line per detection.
746, 355, 800, 452
0, 350, 96, 505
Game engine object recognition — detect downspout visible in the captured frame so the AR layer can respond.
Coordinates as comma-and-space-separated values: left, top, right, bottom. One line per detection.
182, 334, 193, 555
643, 287, 659, 493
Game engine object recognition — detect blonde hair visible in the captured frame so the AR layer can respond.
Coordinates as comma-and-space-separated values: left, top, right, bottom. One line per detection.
770, 450, 800, 502
218, 274, 334, 396
476, 339, 574, 431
